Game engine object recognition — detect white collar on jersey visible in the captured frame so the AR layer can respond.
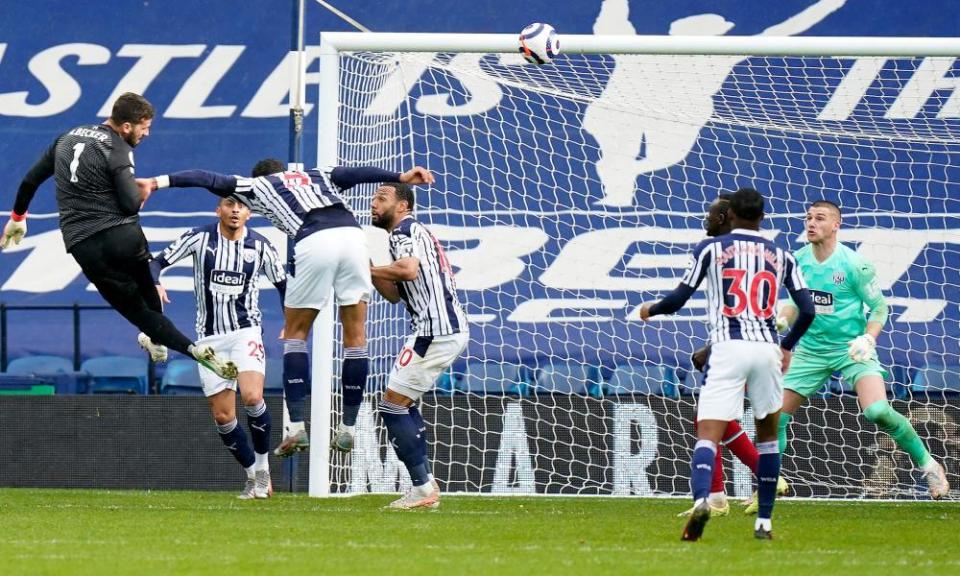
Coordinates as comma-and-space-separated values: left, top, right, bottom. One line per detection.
729, 227, 765, 237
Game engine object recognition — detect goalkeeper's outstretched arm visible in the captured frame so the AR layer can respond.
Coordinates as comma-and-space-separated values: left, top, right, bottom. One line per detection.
3, 140, 57, 249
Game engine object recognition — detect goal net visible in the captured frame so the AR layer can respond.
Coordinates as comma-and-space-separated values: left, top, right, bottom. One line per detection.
312, 33, 960, 499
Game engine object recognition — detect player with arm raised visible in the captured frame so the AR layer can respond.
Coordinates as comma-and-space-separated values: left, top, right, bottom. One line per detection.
678, 195, 789, 519
149, 196, 286, 499
141, 159, 434, 456
773, 200, 949, 501
369, 183, 468, 509
1, 92, 237, 380
640, 187, 816, 541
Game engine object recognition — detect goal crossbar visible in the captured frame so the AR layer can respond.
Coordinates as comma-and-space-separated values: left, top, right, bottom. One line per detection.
320, 32, 960, 57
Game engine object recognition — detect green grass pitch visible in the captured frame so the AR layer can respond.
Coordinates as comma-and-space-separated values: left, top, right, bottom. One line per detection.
0, 489, 956, 575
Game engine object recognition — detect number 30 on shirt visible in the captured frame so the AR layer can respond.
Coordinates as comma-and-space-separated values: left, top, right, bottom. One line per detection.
722, 268, 777, 318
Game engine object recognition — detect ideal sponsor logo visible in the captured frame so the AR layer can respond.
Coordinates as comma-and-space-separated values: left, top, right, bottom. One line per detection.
209, 269, 246, 296
811, 289, 835, 314
211, 270, 244, 285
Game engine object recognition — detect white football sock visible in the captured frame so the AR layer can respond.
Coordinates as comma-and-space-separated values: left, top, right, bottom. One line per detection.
245, 465, 256, 479
287, 421, 305, 435
755, 518, 772, 531
413, 483, 434, 497
255, 452, 269, 472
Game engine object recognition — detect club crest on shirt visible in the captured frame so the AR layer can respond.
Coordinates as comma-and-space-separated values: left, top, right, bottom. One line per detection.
243, 249, 257, 264
833, 271, 846, 285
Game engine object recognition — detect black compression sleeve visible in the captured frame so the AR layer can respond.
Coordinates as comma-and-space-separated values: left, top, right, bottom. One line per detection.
13, 140, 57, 215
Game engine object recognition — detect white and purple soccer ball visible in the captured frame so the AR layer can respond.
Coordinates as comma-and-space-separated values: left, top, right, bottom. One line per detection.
519, 23, 560, 65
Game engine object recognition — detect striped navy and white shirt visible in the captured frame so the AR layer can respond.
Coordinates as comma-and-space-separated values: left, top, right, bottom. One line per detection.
650, 228, 813, 350
390, 217, 467, 337
149, 224, 286, 338
231, 167, 352, 238
166, 166, 402, 241
683, 229, 807, 346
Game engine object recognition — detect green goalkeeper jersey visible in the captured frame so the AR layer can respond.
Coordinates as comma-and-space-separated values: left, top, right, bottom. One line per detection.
790, 242, 887, 354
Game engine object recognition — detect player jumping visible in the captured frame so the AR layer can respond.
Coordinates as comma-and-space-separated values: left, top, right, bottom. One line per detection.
140, 160, 434, 457
2, 93, 237, 380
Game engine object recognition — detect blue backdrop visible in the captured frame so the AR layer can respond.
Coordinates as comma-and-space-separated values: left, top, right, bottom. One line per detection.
2, 1, 959, 374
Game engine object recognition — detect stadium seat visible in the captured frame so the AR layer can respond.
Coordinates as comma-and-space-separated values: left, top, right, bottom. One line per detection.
434, 367, 468, 395
160, 359, 204, 396
608, 364, 677, 397
7, 355, 74, 375
6, 355, 88, 393
911, 365, 960, 395
264, 361, 284, 395
679, 370, 704, 395
0, 374, 56, 395
534, 363, 603, 397
462, 362, 527, 395
81, 356, 149, 395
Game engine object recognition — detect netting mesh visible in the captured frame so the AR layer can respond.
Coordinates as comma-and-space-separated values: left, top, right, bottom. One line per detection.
324, 49, 960, 498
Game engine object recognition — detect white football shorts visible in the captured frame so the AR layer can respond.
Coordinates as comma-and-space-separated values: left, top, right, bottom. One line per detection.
698, 339, 783, 421
285, 226, 372, 310
197, 326, 266, 397
388, 331, 469, 401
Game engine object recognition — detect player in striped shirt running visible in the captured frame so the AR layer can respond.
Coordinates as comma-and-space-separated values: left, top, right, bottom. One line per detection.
148, 196, 286, 499
640, 187, 816, 541
369, 182, 469, 509
140, 160, 434, 457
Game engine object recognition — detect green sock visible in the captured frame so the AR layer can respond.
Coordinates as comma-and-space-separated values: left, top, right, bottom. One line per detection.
863, 400, 932, 468
777, 412, 793, 455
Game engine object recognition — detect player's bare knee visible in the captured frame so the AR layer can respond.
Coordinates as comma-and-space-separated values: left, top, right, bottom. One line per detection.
237, 372, 265, 405
240, 388, 264, 407
383, 387, 413, 407
211, 406, 235, 425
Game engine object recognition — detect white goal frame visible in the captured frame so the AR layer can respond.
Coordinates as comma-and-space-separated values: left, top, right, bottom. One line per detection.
308, 32, 960, 497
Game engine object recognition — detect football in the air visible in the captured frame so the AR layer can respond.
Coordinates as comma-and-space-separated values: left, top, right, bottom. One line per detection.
518, 23, 560, 65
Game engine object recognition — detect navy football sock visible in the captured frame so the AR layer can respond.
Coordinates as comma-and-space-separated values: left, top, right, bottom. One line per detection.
756, 441, 781, 520
217, 418, 255, 469
245, 399, 271, 455
379, 400, 430, 487
690, 439, 717, 503
282, 339, 309, 423
408, 403, 431, 477
341, 347, 368, 427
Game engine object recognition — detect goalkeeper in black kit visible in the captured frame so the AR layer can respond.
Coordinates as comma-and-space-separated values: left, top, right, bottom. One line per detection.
1, 92, 237, 379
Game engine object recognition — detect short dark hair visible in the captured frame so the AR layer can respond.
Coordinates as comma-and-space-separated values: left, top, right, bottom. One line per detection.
252, 158, 284, 178
384, 182, 415, 212
110, 92, 154, 125
219, 195, 246, 208
729, 187, 765, 221
811, 199, 841, 217
717, 193, 733, 203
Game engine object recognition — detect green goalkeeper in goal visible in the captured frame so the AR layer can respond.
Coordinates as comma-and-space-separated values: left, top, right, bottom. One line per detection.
772, 200, 950, 503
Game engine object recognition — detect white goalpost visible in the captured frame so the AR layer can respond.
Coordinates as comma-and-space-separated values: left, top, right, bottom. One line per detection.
309, 32, 960, 499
